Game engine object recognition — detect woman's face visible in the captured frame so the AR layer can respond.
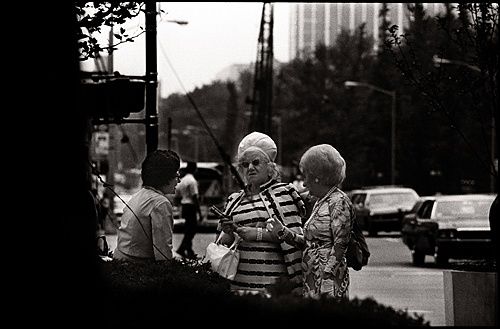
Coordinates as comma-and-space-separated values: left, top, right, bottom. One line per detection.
162, 172, 180, 195
239, 150, 270, 187
300, 165, 321, 197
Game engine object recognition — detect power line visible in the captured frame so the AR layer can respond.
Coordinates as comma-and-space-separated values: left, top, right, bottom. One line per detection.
158, 41, 246, 189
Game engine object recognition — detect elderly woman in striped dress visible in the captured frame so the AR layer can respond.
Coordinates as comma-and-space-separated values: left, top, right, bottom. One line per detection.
218, 132, 306, 295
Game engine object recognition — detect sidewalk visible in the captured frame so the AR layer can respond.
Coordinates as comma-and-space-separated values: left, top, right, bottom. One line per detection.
104, 232, 217, 259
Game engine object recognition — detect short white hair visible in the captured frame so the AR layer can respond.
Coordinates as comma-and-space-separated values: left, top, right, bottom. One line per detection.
299, 144, 346, 187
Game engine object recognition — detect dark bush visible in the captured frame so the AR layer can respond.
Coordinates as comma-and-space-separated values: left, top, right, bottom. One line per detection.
96, 258, 429, 327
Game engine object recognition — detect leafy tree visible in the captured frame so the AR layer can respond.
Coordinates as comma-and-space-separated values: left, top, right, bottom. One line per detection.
159, 81, 238, 162
75, 2, 145, 61
385, 3, 498, 193
275, 26, 379, 189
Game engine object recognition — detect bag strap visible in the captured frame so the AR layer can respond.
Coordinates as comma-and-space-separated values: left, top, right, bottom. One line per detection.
259, 190, 285, 225
215, 230, 241, 250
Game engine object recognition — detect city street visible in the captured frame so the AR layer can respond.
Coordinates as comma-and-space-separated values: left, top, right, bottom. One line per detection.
105, 232, 445, 326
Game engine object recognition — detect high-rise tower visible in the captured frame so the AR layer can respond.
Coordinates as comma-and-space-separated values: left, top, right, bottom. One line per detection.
289, 3, 447, 59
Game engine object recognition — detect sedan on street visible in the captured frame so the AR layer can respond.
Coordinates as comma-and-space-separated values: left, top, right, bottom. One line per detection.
401, 194, 495, 265
350, 186, 419, 236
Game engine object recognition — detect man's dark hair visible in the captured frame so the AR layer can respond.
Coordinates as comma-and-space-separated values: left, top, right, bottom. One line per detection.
141, 150, 180, 188
185, 161, 197, 174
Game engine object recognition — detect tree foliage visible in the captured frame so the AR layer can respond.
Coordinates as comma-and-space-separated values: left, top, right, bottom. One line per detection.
385, 3, 498, 193
75, 2, 145, 61
160, 4, 496, 194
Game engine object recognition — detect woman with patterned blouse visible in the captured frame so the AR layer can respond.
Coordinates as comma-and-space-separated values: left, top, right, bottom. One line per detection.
267, 144, 354, 299
218, 132, 306, 295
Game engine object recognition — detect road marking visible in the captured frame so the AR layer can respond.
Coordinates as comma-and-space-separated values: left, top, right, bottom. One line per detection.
354, 268, 443, 275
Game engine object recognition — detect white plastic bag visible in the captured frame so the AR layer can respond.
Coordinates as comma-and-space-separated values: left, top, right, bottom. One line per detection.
205, 234, 240, 280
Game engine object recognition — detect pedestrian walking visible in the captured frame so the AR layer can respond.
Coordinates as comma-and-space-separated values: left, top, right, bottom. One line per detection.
175, 161, 203, 259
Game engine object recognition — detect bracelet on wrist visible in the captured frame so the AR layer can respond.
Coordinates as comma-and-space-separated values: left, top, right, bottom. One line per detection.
277, 227, 286, 240
256, 227, 263, 241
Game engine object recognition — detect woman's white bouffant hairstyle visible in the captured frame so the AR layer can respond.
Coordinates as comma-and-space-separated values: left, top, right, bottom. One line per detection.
299, 144, 346, 187
236, 132, 280, 185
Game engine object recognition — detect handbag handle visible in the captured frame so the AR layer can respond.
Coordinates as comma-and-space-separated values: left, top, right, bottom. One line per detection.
215, 231, 240, 250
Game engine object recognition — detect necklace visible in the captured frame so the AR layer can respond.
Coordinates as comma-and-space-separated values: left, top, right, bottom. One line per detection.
305, 185, 338, 230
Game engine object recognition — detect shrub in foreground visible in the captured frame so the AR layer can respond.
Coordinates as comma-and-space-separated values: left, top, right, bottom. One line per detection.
96, 258, 429, 327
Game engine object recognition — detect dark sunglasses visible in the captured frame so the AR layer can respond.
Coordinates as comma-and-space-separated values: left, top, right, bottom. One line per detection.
240, 159, 261, 168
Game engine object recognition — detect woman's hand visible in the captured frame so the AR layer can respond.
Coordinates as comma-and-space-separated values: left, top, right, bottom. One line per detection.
265, 216, 284, 237
220, 220, 238, 235
219, 231, 235, 246
235, 226, 257, 241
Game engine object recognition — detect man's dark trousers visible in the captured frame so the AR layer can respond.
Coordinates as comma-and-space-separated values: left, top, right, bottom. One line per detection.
178, 204, 197, 257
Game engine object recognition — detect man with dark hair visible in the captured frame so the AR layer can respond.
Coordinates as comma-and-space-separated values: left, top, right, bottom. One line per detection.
175, 161, 202, 259
113, 150, 181, 262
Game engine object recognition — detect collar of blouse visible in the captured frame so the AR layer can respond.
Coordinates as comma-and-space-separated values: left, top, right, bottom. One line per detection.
245, 178, 277, 195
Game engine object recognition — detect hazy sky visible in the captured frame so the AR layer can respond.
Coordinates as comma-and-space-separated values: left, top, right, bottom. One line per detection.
83, 2, 291, 98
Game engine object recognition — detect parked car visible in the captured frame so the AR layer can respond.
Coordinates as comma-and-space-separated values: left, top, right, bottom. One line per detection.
401, 194, 496, 265
349, 186, 419, 236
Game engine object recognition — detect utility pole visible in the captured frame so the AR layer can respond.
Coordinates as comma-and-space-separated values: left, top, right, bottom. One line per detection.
249, 2, 274, 136
145, 2, 158, 154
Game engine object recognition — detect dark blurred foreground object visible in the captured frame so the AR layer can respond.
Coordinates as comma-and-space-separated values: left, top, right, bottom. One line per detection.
96, 258, 429, 327
79, 74, 145, 121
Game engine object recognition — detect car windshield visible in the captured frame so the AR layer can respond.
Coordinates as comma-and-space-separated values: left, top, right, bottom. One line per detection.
409, 200, 424, 213
434, 199, 493, 219
369, 192, 417, 209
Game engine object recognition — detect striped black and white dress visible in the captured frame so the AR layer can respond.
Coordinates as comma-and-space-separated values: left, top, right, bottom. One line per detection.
223, 179, 305, 293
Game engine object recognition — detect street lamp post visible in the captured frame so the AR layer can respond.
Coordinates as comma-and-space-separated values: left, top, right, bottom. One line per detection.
145, 3, 189, 155
344, 81, 397, 185
165, 19, 189, 25
145, 2, 158, 154
432, 55, 481, 72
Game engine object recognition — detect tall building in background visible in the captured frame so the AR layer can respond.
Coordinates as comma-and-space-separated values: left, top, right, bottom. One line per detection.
289, 3, 447, 59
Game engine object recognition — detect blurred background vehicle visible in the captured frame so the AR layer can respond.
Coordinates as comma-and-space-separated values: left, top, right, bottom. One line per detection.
350, 186, 419, 236
401, 194, 496, 265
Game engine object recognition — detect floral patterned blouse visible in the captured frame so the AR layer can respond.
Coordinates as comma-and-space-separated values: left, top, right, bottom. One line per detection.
282, 186, 354, 299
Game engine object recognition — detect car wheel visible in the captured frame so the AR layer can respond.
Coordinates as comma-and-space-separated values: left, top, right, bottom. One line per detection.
412, 249, 425, 266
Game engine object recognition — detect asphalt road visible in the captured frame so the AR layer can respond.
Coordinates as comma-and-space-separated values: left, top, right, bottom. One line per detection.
105, 232, 446, 326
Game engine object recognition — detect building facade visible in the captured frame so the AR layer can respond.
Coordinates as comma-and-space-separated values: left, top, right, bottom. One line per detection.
289, 3, 447, 59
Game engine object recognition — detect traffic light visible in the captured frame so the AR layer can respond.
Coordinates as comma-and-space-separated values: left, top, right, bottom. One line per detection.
79, 76, 145, 120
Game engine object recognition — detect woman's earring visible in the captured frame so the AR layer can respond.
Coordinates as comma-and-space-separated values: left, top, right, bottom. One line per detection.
314, 178, 319, 183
